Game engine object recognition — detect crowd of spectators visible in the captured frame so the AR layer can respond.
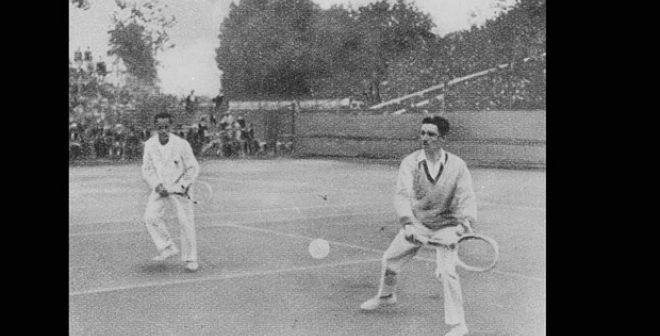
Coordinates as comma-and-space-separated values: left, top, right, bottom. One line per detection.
197, 112, 259, 158
69, 123, 149, 161
444, 57, 545, 111
376, 54, 545, 113
69, 111, 281, 163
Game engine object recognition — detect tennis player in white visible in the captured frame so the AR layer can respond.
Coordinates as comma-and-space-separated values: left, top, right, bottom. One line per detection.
142, 112, 200, 272
360, 115, 477, 336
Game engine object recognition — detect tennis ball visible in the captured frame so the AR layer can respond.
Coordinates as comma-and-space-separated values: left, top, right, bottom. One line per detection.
309, 239, 330, 259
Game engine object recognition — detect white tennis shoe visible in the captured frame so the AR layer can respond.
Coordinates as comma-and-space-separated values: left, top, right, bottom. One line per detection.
360, 294, 397, 311
185, 261, 199, 272
152, 245, 179, 261
444, 324, 468, 336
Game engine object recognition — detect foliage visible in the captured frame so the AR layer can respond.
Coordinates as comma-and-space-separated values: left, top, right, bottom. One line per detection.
216, 0, 320, 99
70, 1, 190, 127
349, 0, 435, 103
108, 0, 176, 88
216, 0, 435, 102
69, 62, 184, 127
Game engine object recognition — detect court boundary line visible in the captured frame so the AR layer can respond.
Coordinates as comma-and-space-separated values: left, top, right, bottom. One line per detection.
70, 199, 545, 214
70, 200, 544, 229
69, 202, 388, 227
69, 209, 392, 237
69, 223, 545, 296
69, 188, 367, 199
70, 219, 543, 296
70, 258, 381, 296
220, 222, 545, 283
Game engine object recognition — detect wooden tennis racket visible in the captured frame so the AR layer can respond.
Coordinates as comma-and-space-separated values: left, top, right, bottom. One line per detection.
428, 233, 500, 272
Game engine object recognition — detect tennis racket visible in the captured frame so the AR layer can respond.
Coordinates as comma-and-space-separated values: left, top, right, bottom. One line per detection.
156, 167, 215, 210
170, 180, 214, 210
428, 233, 500, 272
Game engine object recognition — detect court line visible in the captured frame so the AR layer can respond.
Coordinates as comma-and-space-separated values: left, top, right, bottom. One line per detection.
220, 222, 545, 283
69, 209, 392, 237
70, 221, 543, 297
70, 214, 543, 295
70, 177, 543, 212
69, 258, 381, 296
69, 188, 365, 199
71, 213, 545, 283
69, 188, 546, 211
70, 202, 544, 238
69, 199, 543, 229
221, 222, 388, 255
69, 202, 388, 227
70, 190, 544, 212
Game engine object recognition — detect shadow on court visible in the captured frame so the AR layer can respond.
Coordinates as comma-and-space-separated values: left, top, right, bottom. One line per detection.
69, 158, 545, 336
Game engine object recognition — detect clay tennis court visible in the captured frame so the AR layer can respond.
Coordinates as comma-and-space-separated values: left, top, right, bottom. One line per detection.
69, 158, 545, 336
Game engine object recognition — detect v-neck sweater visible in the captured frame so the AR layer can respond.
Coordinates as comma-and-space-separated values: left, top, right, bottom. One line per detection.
394, 149, 477, 230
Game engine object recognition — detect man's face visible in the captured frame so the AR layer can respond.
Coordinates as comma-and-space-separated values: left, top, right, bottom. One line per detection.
420, 123, 443, 152
155, 117, 171, 137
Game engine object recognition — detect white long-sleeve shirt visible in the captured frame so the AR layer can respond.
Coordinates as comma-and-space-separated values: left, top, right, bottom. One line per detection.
394, 149, 477, 230
142, 134, 199, 193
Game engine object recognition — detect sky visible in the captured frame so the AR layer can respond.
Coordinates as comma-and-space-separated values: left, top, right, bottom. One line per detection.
69, 0, 516, 97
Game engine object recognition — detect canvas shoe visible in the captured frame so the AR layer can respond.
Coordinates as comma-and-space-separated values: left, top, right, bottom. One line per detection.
444, 324, 468, 336
152, 245, 179, 261
185, 261, 199, 272
360, 294, 397, 311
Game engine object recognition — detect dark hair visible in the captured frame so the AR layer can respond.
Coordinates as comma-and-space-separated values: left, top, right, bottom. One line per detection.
153, 112, 172, 123
422, 115, 450, 137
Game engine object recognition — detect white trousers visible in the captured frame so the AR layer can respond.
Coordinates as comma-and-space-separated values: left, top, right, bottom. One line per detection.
144, 192, 197, 262
377, 223, 466, 325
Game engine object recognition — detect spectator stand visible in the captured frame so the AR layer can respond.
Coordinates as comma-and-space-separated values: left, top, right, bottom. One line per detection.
370, 53, 546, 115
69, 119, 154, 164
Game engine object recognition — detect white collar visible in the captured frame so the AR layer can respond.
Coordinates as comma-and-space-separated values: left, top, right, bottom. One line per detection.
419, 148, 446, 166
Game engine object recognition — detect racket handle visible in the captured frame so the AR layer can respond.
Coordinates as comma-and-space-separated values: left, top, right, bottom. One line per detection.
428, 241, 456, 249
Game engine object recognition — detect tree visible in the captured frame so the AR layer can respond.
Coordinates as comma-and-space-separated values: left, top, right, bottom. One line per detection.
306, 5, 365, 98
216, 0, 320, 99
215, 0, 435, 101
108, 0, 176, 90
349, 0, 436, 103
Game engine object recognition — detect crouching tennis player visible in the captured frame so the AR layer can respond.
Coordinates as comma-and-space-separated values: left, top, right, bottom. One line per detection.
142, 112, 200, 272
360, 115, 477, 336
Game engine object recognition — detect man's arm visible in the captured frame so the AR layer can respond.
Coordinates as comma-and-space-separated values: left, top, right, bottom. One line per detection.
175, 139, 200, 191
393, 156, 415, 227
453, 163, 478, 230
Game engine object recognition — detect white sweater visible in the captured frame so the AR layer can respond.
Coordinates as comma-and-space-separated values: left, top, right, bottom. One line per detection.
394, 149, 477, 230
141, 134, 199, 193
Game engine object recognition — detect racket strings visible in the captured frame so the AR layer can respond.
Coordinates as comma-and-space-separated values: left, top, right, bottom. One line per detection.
457, 238, 497, 269
188, 181, 214, 208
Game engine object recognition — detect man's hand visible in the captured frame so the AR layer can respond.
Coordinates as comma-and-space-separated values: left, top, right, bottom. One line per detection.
403, 224, 428, 245
460, 219, 475, 235
155, 183, 169, 197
